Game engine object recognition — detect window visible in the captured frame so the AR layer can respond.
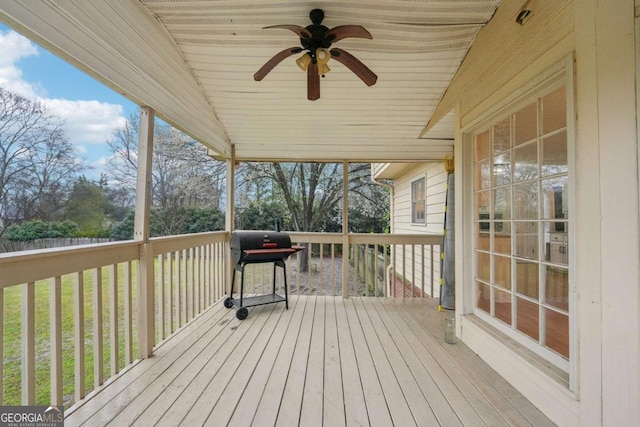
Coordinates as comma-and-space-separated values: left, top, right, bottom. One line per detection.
411, 178, 426, 224
472, 84, 570, 368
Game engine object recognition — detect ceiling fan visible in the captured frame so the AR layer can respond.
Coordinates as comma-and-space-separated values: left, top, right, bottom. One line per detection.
254, 9, 377, 101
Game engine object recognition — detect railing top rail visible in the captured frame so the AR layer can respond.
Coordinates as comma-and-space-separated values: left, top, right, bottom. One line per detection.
0, 241, 140, 289
150, 230, 229, 255
287, 232, 442, 246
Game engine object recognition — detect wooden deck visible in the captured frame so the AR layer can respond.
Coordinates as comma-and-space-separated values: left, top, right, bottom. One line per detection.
65, 296, 554, 426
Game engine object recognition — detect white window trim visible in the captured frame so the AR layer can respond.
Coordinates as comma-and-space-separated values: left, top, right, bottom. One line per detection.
461, 55, 577, 392
411, 176, 426, 225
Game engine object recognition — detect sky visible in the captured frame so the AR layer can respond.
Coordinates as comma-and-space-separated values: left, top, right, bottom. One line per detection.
0, 24, 138, 178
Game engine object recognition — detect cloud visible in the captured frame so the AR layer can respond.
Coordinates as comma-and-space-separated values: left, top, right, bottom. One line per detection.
0, 29, 128, 154
0, 30, 39, 98
44, 98, 127, 144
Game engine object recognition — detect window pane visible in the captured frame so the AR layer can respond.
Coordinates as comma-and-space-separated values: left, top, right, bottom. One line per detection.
514, 141, 538, 182
545, 266, 569, 311
513, 181, 538, 220
477, 282, 491, 313
493, 152, 511, 186
545, 309, 569, 358
516, 260, 539, 299
493, 187, 511, 221
515, 221, 538, 260
542, 176, 568, 220
412, 178, 425, 223
494, 255, 511, 290
475, 222, 491, 251
495, 289, 512, 325
542, 86, 566, 135
475, 130, 491, 160
514, 102, 538, 145
517, 297, 540, 341
475, 159, 491, 190
494, 222, 511, 255
476, 191, 490, 222
541, 131, 567, 176
493, 117, 511, 153
476, 251, 490, 283
543, 222, 568, 264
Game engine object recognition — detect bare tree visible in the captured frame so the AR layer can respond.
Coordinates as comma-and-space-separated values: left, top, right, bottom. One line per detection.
0, 88, 83, 233
241, 162, 377, 232
106, 113, 226, 210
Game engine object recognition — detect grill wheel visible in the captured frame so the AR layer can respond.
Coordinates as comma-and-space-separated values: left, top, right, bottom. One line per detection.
236, 307, 249, 320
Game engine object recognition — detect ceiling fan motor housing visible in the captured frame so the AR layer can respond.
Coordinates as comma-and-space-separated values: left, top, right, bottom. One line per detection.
301, 9, 332, 62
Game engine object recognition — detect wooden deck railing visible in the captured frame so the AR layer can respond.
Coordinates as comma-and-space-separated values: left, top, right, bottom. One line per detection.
238, 232, 442, 298
0, 231, 440, 409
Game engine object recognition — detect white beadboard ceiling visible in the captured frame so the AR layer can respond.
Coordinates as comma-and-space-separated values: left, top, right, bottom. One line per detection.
0, 0, 501, 162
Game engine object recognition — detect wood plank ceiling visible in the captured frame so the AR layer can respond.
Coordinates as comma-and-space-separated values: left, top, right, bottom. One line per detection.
0, 1, 502, 162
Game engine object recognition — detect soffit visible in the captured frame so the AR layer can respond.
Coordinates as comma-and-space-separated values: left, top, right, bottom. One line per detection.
0, 1, 501, 161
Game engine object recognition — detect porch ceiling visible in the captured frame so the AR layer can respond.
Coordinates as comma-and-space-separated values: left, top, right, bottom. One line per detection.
0, 1, 501, 162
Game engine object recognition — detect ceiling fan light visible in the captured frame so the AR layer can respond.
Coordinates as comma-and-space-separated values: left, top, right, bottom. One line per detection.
296, 53, 311, 71
316, 48, 331, 76
319, 63, 330, 76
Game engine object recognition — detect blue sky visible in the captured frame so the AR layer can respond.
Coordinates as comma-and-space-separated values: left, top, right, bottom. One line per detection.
0, 23, 138, 178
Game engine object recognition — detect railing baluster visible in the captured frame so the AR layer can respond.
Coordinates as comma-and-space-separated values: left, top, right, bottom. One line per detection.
421, 245, 425, 297
204, 245, 210, 306
158, 254, 165, 340
402, 245, 407, 298
353, 243, 359, 295
179, 249, 184, 324
124, 261, 133, 365
411, 244, 416, 298
176, 250, 182, 328
74, 272, 85, 401
384, 245, 389, 297
194, 246, 200, 314
167, 252, 174, 333
22, 282, 35, 404
109, 264, 119, 376
319, 243, 324, 295
391, 244, 397, 297
50, 276, 63, 405
430, 244, 435, 297
307, 239, 312, 296
331, 244, 336, 296
374, 244, 379, 297
189, 247, 194, 320
296, 249, 301, 295
93, 267, 104, 388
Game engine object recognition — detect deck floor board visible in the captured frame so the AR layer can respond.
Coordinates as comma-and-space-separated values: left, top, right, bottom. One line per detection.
65, 296, 554, 427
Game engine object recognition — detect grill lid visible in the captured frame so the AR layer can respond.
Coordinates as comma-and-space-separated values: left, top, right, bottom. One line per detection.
230, 230, 291, 251
230, 230, 302, 265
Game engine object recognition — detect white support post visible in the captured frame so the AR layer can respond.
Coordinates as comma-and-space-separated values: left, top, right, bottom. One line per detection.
225, 146, 235, 295
135, 107, 155, 358
342, 161, 350, 298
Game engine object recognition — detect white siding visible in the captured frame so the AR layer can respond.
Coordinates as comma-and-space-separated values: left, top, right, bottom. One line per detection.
390, 163, 447, 297
440, 0, 640, 425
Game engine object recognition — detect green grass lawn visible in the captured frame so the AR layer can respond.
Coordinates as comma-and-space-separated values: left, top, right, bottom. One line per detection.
2, 263, 139, 408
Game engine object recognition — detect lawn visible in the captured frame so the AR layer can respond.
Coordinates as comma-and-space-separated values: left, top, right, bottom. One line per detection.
2, 263, 139, 408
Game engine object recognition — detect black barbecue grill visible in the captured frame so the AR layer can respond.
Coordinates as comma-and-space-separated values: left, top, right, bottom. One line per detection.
224, 230, 304, 320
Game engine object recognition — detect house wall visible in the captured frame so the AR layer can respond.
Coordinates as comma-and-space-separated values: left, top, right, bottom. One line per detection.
389, 162, 447, 297
439, 0, 640, 425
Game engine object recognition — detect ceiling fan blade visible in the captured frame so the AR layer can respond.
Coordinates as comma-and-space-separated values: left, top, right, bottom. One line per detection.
254, 47, 303, 81
263, 24, 312, 39
326, 25, 372, 43
330, 48, 377, 86
307, 62, 320, 101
